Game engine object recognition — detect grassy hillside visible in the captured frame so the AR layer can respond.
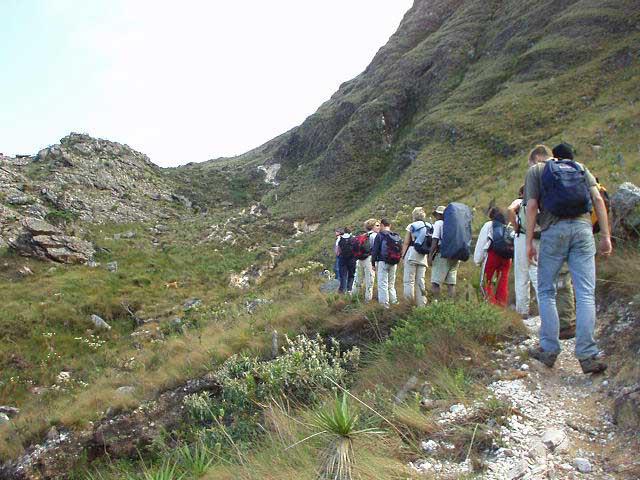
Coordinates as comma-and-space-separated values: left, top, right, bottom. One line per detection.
175, 0, 639, 222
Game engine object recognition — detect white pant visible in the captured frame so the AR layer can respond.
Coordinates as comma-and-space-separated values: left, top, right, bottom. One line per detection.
353, 257, 375, 302
403, 258, 427, 307
376, 261, 398, 306
514, 234, 539, 315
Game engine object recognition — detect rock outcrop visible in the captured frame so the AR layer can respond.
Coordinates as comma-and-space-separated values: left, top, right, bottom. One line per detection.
1, 133, 195, 249
611, 182, 640, 240
8, 218, 95, 264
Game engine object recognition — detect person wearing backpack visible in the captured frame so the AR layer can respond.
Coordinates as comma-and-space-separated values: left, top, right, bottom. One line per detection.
333, 227, 344, 280
336, 227, 356, 294
474, 207, 513, 307
510, 147, 576, 338
402, 207, 432, 307
352, 218, 380, 302
428, 205, 461, 298
525, 143, 612, 374
371, 218, 402, 307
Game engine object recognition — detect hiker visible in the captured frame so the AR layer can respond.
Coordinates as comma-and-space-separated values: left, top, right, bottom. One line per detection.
352, 218, 380, 302
336, 227, 356, 294
511, 145, 576, 337
474, 207, 513, 307
428, 206, 459, 298
525, 143, 612, 374
333, 227, 344, 280
371, 218, 402, 307
402, 207, 432, 306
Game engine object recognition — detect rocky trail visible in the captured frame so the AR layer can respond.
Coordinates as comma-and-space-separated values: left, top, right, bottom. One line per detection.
411, 315, 639, 479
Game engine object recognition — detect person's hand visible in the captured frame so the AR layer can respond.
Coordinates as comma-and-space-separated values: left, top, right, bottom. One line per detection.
599, 236, 613, 257
527, 242, 538, 265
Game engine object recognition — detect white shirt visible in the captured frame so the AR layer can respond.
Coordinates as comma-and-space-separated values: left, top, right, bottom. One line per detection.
473, 221, 494, 265
432, 219, 444, 240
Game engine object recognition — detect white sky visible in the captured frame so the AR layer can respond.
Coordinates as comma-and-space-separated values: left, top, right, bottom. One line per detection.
0, 1, 413, 167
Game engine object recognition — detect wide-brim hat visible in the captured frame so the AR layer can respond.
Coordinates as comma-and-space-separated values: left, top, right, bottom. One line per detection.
433, 205, 446, 215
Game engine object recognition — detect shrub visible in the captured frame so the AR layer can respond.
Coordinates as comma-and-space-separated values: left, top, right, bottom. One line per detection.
182, 335, 361, 455
213, 334, 360, 408
386, 301, 506, 356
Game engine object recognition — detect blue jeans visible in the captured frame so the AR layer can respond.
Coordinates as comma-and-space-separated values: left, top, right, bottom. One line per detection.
537, 220, 598, 359
338, 257, 356, 293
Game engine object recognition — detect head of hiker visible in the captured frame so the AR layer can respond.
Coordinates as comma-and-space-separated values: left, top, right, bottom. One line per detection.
552, 143, 574, 160
433, 205, 445, 220
488, 206, 506, 223
528, 144, 553, 166
364, 218, 380, 232
412, 207, 426, 222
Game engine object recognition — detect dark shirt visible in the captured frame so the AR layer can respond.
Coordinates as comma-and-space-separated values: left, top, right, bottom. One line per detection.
371, 230, 389, 263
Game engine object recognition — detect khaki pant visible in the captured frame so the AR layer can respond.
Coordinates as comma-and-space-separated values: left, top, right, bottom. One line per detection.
353, 256, 375, 302
403, 258, 427, 307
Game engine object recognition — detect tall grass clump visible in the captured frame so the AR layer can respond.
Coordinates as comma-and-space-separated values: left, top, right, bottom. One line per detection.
312, 394, 383, 480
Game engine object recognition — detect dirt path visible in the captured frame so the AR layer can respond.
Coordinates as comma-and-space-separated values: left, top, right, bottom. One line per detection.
480, 316, 636, 479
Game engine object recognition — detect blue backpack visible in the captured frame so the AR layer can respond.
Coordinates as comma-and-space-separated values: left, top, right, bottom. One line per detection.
440, 203, 473, 261
490, 221, 515, 259
541, 160, 592, 217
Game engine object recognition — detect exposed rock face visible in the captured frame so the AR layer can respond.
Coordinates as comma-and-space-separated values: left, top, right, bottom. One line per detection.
1, 133, 194, 249
8, 218, 95, 264
611, 182, 640, 240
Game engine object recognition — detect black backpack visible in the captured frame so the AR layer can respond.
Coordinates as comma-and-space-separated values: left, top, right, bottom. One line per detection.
412, 222, 434, 255
338, 236, 354, 259
490, 221, 515, 259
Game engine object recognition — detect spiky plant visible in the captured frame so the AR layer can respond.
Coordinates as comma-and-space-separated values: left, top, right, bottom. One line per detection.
175, 441, 215, 477
314, 393, 383, 480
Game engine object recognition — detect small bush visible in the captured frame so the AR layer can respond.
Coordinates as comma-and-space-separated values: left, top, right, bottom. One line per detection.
386, 301, 506, 356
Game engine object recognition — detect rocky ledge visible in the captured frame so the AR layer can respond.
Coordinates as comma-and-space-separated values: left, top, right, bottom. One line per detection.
8, 218, 95, 264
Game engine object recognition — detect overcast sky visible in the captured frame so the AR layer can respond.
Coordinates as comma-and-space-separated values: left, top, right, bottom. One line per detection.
0, 1, 413, 167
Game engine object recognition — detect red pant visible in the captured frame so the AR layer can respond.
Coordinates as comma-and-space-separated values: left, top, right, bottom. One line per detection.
482, 250, 511, 307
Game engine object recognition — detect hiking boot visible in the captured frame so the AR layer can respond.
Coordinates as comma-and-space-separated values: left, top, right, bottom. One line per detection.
579, 355, 607, 374
527, 347, 558, 368
559, 326, 576, 340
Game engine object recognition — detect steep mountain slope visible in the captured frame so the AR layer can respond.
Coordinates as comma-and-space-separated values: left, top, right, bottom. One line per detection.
178, 0, 640, 220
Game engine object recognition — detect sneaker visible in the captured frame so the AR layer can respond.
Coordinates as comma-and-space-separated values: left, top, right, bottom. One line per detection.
579, 355, 607, 374
527, 347, 558, 368
559, 326, 576, 340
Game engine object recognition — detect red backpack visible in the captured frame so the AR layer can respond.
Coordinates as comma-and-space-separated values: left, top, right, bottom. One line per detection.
351, 232, 372, 260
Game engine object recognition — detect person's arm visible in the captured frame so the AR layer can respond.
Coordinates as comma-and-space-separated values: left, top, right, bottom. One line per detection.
402, 231, 411, 258
428, 238, 439, 267
591, 189, 613, 256
473, 223, 489, 266
508, 200, 520, 231
371, 235, 381, 266
526, 199, 539, 264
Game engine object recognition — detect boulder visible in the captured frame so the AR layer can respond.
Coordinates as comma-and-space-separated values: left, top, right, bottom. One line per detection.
107, 261, 118, 273
541, 428, 569, 452
611, 182, 640, 239
90, 314, 111, 330
573, 458, 592, 473
22, 218, 61, 236
0, 406, 19, 418
0, 413, 10, 425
